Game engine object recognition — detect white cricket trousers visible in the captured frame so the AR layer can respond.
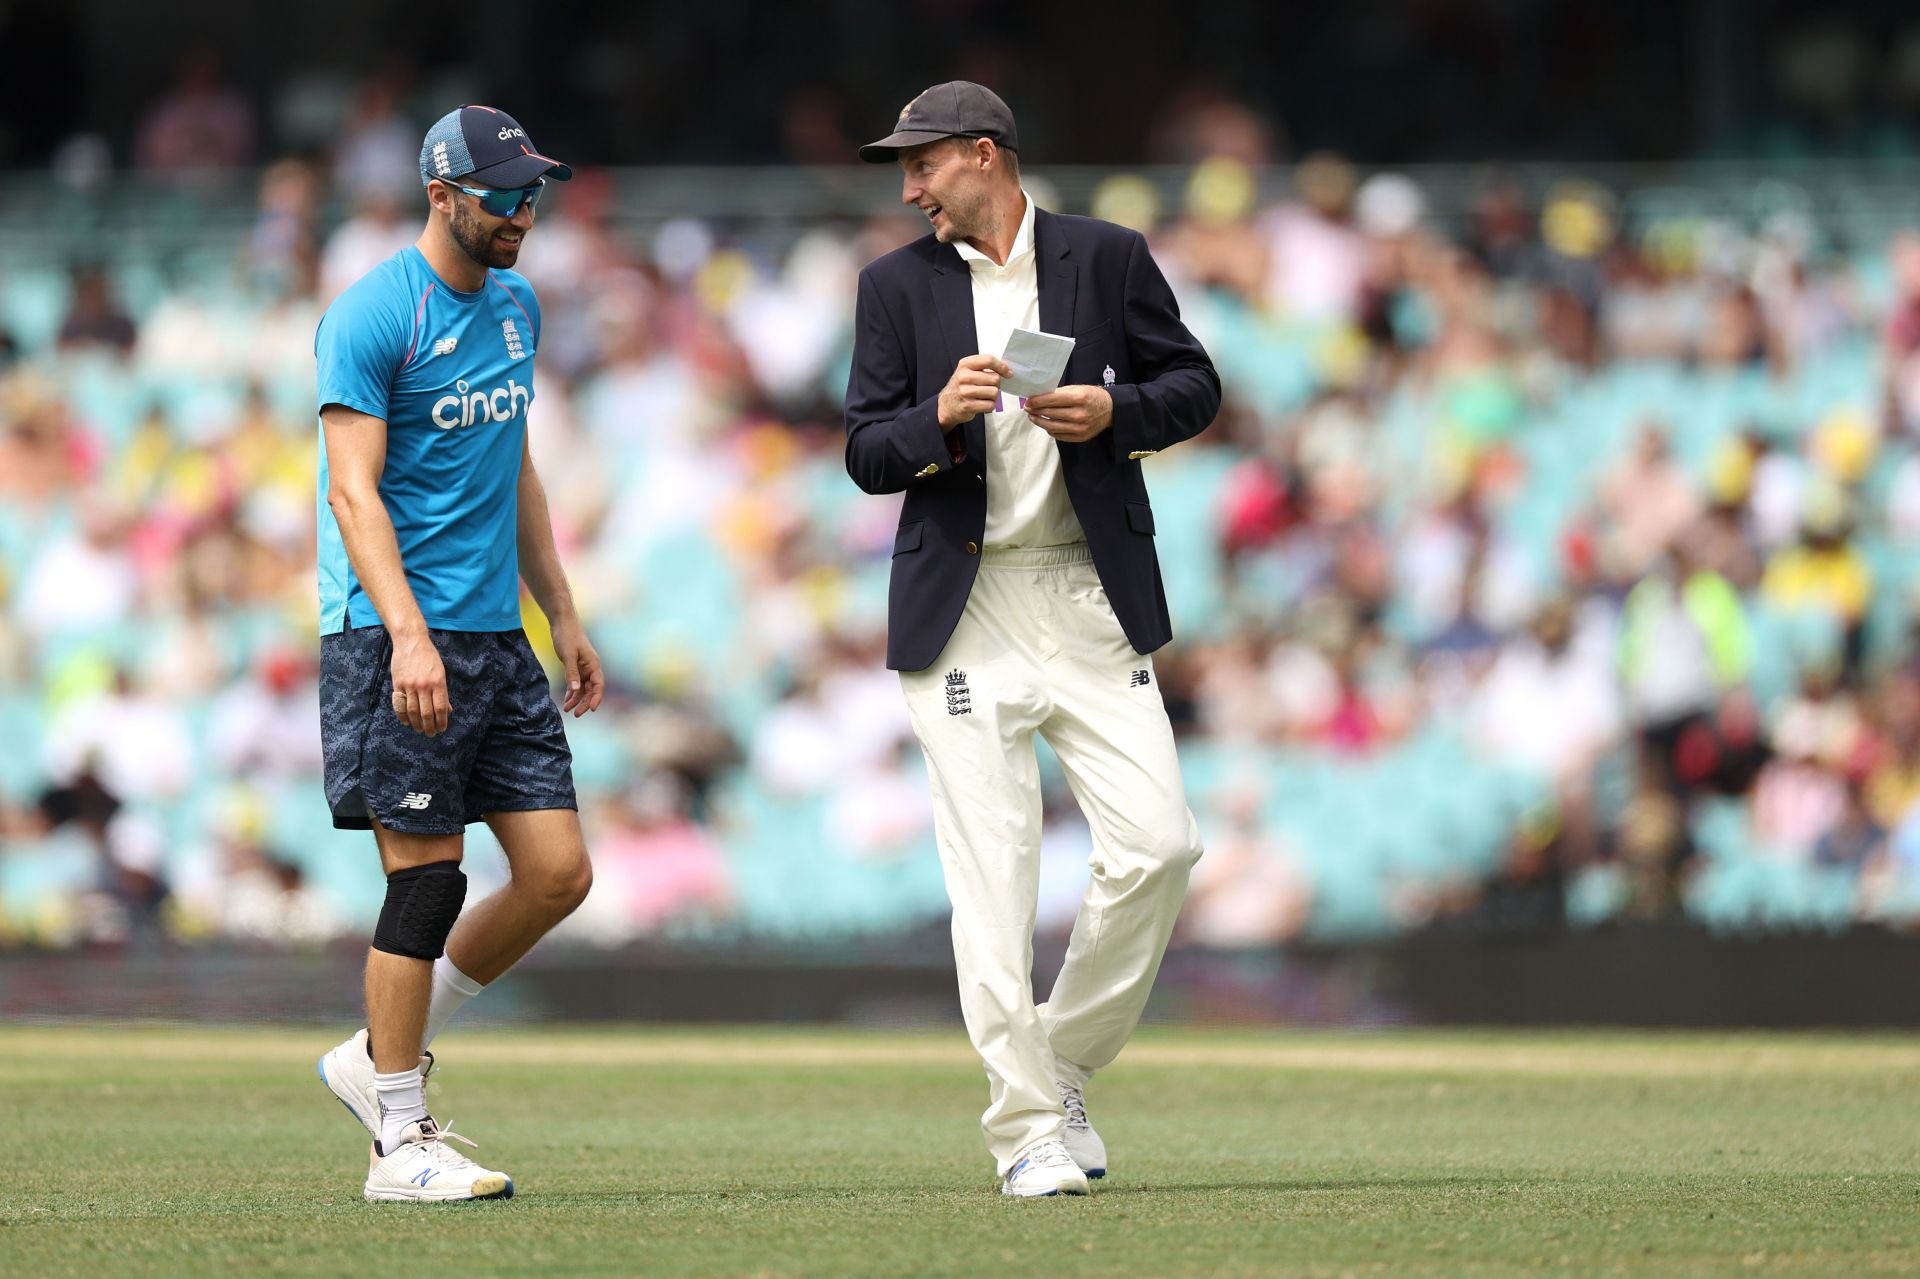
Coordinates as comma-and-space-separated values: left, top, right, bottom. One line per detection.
899, 543, 1203, 1174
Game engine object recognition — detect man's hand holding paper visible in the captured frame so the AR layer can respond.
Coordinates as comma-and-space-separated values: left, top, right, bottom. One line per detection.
998, 327, 1113, 443
999, 328, 1075, 397
1025, 382, 1114, 442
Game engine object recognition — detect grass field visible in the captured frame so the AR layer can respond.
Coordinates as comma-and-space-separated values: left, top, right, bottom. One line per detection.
4, 1026, 1919, 1277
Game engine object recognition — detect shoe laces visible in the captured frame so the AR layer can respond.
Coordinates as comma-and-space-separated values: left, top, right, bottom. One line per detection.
1024, 1139, 1079, 1172
1056, 1081, 1090, 1130
405, 1117, 481, 1170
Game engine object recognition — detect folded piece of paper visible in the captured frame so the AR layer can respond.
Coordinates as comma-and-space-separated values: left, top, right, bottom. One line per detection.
999, 328, 1076, 398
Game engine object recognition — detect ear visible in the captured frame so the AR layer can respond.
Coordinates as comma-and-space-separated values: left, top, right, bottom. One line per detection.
975, 138, 997, 172
425, 179, 454, 214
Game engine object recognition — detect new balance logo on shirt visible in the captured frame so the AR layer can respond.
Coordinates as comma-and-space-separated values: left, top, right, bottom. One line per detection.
1130, 670, 1151, 688
431, 337, 459, 357
399, 792, 433, 810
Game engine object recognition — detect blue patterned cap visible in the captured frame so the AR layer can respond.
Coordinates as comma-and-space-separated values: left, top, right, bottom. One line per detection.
420, 105, 572, 188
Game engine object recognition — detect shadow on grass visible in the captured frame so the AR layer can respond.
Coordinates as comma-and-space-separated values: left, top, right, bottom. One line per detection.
1095, 1174, 1532, 1195
525, 1173, 1533, 1206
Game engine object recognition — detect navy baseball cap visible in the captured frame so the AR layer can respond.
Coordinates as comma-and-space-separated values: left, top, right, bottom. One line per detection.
420, 105, 572, 189
860, 82, 1019, 163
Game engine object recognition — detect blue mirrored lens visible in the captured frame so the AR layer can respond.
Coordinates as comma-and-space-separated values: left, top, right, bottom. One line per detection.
472, 180, 543, 217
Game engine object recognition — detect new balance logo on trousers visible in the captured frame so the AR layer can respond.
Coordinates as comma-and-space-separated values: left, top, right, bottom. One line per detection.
398, 792, 433, 810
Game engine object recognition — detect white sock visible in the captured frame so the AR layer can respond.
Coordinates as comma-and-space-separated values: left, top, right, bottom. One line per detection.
373, 1067, 427, 1155
423, 955, 485, 1048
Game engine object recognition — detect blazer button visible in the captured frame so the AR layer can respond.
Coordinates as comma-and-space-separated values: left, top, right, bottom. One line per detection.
964, 541, 979, 555
975, 473, 984, 485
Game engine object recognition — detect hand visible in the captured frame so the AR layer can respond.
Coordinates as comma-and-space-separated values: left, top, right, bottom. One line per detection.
551, 616, 606, 717
938, 354, 1011, 429
1024, 385, 1114, 443
390, 633, 450, 737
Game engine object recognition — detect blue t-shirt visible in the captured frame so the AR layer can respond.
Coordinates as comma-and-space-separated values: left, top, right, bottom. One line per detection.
314, 246, 541, 635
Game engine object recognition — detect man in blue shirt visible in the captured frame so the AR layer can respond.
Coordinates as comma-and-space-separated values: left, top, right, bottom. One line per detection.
312, 105, 602, 1204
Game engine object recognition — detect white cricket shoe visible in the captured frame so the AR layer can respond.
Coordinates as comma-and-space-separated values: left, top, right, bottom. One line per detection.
1001, 1138, 1090, 1198
363, 1117, 512, 1202
1057, 1080, 1107, 1179
317, 1027, 435, 1137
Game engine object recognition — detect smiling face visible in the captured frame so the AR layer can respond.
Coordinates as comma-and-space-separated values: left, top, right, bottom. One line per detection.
438, 180, 536, 269
897, 137, 995, 244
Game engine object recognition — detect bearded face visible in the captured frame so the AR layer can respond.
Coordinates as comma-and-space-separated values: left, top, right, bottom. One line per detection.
447, 192, 527, 270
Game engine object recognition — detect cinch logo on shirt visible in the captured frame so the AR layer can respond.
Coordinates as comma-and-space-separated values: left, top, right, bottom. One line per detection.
430, 378, 530, 430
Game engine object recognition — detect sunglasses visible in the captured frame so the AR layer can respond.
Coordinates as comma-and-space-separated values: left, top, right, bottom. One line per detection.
442, 177, 546, 218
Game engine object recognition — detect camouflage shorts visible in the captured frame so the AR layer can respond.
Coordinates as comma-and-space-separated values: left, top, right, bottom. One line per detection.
319, 625, 576, 835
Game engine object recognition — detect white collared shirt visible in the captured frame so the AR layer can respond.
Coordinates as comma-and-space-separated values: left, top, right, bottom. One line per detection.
954, 192, 1086, 550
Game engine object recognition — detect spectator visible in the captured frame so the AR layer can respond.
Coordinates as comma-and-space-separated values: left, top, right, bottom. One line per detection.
1814, 782, 1885, 871
133, 48, 257, 172
1618, 538, 1750, 785
318, 189, 414, 302
56, 264, 137, 355
1760, 481, 1873, 662
1597, 425, 1702, 579
1472, 597, 1621, 795
331, 69, 419, 202
1261, 152, 1369, 323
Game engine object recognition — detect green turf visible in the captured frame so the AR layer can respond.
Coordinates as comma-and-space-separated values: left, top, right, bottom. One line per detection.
3, 1025, 1918, 1277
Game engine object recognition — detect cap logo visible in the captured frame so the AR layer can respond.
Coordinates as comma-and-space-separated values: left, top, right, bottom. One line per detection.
497, 126, 525, 140
431, 141, 451, 175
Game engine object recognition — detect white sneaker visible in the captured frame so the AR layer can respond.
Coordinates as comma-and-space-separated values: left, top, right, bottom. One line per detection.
1057, 1080, 1107, 1179
317, 1028, 435, 1138
363, 1117, 512, 1202
1001, 1138, 1090, 1198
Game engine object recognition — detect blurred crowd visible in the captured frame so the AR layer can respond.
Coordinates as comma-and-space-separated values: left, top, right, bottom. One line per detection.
6, 75, 1920, 952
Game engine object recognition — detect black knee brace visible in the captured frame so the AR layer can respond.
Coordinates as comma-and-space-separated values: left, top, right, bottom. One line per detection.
372, 861, 468, 960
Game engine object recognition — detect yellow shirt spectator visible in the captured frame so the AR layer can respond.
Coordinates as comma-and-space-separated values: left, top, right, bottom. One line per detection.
1761, 542, 1872, 623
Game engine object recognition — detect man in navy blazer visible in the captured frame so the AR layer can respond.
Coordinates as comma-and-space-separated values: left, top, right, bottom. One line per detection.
846, 101, 1222, 673
846, 82, 1219, 1199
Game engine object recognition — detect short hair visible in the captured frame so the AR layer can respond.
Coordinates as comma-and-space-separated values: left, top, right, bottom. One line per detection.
953, 134, 1019, 181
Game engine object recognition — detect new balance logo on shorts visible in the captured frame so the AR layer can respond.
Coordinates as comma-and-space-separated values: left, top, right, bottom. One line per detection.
1130, 670, 1151, 688
398, 792, 434, 810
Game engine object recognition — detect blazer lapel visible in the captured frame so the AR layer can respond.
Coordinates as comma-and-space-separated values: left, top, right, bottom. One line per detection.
1035, 209, 1076, 337
927, 245, 986, 462
928, 245, 976, 372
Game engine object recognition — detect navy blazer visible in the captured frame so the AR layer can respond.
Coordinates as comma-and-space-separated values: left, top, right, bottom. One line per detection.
845, 208, 1221, 672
